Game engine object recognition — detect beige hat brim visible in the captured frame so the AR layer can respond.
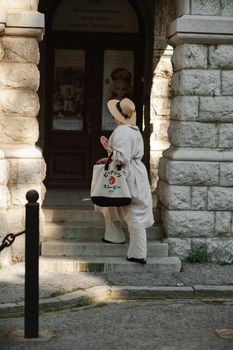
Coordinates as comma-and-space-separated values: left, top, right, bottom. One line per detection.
107, 99, 136, 126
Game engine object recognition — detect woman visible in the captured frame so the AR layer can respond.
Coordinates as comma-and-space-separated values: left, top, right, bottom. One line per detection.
96, 98, 154, 264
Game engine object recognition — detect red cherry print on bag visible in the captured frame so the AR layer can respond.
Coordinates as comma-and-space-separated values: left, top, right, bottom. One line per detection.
109, 176, 116, 185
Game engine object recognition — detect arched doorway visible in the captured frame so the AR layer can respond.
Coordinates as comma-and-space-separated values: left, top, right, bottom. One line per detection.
43, 0, 146, 188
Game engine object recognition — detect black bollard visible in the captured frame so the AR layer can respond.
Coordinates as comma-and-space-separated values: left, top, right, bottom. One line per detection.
24, 190, 40, 338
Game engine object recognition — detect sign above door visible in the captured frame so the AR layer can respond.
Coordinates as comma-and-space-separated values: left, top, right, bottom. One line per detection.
52, 0, 139, 33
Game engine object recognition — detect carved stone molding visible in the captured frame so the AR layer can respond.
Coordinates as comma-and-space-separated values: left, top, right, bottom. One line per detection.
168, 15, 233, 46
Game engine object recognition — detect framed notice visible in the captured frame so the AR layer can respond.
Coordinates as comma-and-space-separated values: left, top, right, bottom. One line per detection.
52, 0, 139, 33
102, 50, 134, 130
53, 49, 85, 131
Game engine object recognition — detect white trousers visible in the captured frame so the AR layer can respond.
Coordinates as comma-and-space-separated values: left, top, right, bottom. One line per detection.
102, 207, 147, 259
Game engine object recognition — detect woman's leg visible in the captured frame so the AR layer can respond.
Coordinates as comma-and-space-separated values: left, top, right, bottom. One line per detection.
103, 207, 126, 243
127, 224, 147, 259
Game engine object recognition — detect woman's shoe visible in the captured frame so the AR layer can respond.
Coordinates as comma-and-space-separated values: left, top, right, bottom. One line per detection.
102, 238, 126, 244
127, 257, 147, 265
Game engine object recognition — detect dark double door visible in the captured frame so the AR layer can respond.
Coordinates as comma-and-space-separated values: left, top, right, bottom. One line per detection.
44, 33, 144, 188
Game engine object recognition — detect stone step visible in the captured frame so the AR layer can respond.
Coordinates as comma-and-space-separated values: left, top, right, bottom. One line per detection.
43, 222, 163, 241
41, 240, 168, 258
39, 256, 181, 273
43, 207, 161, 225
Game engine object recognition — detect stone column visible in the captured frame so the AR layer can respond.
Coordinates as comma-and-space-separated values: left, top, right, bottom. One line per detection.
150, 0, 175, 195
158, 0, 233, 262
0, 0, 45, 263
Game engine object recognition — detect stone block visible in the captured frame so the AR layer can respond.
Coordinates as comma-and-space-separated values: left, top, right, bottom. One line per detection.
11, 235, 25, 262
0, 159, 10, 185
0, 185, 10, 209
151, 77, 172, 98
208, 187, 233, 210
153, 58, 173, 79
199, 96, 233, 122
0, 63, 39, 90
9, 159, 46, 184
209, 45, 233, 68
6, 0, 39, 10
172, 44, 207, 71
153, 120, 169, 140
2, 37, 39, 64
172, 70, 221, 96
168, 121, 218, 148
164, 237, 191, 260
0, 210, 8, 236
7, 207, 25, 233
221, 0, 233, 16
191, 0, 222, 16
151, 97, 171, 117
161, 209, 215, 238
9, 183, 45, 207
191, 187, 208, 209
220, 163, 233, 186
222, 71, 233, 95
0, 116, 39, 144
0, 41, 4, 60
157, 180, 191, 209
0, 90, 39, 118
219, 124, 233, 148
215, 211, 232, 236
207, 238, 233, 263
170, 96, 199, 121
159, 158, 219, 186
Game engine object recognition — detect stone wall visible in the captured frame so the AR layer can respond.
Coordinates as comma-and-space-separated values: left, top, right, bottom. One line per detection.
157, 0, 233, 263
0, 0, 45, 263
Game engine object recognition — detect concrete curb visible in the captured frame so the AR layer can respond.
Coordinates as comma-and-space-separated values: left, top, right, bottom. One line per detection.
1, 285, 233, 317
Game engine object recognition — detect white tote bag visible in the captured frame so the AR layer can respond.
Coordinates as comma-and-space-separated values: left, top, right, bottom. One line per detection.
91, 159, 132, 207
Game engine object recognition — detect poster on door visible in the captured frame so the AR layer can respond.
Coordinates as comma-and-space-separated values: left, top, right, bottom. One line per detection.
53, 49, 85, 131
102, 50, 134, 130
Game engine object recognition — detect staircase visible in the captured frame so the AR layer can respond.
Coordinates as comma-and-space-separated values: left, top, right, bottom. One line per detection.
40, 190, 181, 273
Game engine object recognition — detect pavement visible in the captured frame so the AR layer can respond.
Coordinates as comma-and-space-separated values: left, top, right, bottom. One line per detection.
1, 261, 233, 317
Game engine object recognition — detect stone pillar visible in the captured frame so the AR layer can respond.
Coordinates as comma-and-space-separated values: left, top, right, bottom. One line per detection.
0, 0, 45, 263
150, 0, 175, 194
158, 0, 233, 262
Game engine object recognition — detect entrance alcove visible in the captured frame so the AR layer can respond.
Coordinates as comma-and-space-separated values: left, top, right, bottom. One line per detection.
38, 0, 157, 189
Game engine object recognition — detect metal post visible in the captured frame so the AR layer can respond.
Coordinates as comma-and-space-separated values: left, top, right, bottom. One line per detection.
24, 190, 39, 338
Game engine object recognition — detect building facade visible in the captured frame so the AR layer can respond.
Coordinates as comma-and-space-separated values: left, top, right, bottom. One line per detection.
0, 0, 233, 264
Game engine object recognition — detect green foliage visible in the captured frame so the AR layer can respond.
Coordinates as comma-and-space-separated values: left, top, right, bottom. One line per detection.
186, 246, 208, 263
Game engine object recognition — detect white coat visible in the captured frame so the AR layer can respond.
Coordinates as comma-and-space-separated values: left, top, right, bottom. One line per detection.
99, 124, 154, 229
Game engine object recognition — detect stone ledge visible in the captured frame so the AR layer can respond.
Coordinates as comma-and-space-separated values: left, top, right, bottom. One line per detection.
3, 27, 43, 41
168, 15, 233, 45
0, 145, 43, 159
0, 9, 6, 24
6, 11, 44, 29
2, 284, 233, 317
0, 10, 44, 40
163, 147, 233, 162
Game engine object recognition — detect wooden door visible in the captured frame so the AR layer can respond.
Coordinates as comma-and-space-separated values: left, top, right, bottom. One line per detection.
44, 34, 143, 188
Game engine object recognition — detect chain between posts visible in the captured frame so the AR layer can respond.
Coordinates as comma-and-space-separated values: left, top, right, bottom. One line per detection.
0, 231, 26, 253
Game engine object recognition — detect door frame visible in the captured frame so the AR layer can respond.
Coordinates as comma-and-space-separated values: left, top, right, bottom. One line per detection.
40, 0, 154, 188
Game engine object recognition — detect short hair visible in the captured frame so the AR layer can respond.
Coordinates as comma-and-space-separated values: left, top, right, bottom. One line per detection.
111, 68, 132, 83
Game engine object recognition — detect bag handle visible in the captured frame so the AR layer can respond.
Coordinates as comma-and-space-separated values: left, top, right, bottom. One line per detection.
104, 152, 121, 171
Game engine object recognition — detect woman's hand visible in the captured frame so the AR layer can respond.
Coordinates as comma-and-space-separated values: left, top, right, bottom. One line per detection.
100, 136, 110, 152
96, 157, 111, 165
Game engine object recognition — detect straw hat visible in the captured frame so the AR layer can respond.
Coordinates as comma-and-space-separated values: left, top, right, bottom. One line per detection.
107, 98, 136, 126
